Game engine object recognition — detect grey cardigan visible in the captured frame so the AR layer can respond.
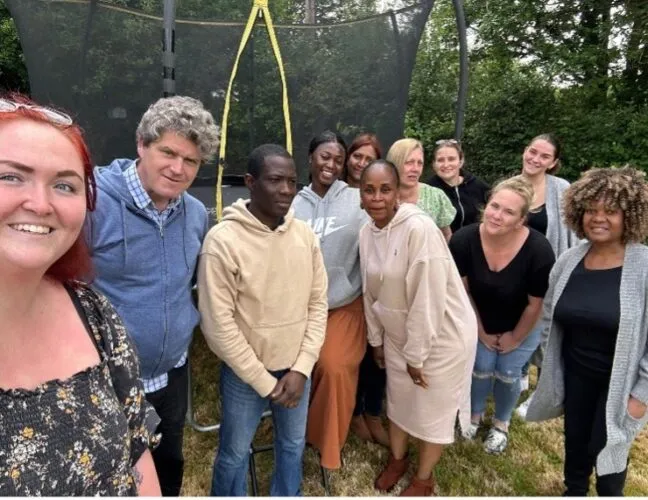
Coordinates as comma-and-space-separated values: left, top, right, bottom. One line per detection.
545, 174, 579, 257
527, 242, 648, 475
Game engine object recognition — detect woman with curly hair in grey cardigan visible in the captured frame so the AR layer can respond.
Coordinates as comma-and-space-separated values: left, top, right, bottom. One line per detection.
527, 166, 648, 496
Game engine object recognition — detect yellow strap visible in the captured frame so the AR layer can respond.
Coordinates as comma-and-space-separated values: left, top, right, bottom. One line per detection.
216, 1, 292, 221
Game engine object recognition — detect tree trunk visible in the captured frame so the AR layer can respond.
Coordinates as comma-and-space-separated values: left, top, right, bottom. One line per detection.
305, 0, 316, 23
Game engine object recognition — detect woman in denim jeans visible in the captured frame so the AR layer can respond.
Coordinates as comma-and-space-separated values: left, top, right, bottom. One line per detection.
449, 176, 555, 454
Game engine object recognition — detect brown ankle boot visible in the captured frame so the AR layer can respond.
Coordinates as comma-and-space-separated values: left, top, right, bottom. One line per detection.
375, 454, 409, 492
399, 475, 436, 496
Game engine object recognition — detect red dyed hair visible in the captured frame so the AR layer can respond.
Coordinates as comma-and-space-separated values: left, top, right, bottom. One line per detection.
343, 133, 383, 183
0, 93, 96, 283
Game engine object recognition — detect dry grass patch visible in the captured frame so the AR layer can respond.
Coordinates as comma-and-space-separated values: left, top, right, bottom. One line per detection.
181, 333, 648, 496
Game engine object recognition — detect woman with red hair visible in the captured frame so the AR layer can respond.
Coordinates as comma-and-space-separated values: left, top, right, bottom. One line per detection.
342, 133, 383, 188
0, 95, 160, 495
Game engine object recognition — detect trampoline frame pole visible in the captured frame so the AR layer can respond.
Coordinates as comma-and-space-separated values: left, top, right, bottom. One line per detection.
163, 0, 177, 97
452, 0, 468, 141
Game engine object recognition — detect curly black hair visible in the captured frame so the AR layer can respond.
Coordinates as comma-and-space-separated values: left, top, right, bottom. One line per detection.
562, 166, 648, 243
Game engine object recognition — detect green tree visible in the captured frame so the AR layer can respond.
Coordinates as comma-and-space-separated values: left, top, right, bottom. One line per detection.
0, 1, 28, 93
406, 0, 648, 183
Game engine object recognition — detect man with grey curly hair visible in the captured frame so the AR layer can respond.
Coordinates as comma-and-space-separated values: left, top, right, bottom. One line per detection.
86, 95, 220, 496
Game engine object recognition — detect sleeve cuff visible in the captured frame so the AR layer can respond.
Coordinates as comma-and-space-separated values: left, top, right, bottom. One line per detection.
291, 352, 318, 379
367, 330, 384, 347
250, 371, 279, 398
402, 356, 424, 369
630, 377, 648, 405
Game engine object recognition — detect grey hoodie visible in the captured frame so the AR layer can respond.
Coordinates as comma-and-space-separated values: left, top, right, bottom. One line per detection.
292, 180, 369, 309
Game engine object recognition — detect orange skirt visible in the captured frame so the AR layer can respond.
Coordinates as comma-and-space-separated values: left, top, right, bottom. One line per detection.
306, 295, 367, 469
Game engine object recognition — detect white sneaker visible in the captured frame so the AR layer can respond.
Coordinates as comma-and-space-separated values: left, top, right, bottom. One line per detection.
461, 422, 480, 441
520, 374, 529, 392
483, 427, 509, 454
515, 390, 535, 420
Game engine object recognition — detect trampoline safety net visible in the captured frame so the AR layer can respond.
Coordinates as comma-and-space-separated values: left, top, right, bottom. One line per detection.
6, 0, 433, 187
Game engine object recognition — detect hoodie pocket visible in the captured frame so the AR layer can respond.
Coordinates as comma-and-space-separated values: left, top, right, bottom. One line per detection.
371, 301, 408, 347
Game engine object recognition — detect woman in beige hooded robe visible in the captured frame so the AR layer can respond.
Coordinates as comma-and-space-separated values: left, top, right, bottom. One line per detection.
359, 160, 477, 496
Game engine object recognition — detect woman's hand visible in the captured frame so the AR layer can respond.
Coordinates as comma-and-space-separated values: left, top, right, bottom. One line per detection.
373, 346, 386, 369
479, 331, 500, 352
406, 365, 429, 389
496, 332, 522, 354
628, 396, 647, 420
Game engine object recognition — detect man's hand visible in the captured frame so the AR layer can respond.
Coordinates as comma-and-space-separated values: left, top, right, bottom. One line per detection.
406, 364, 429, 389
373, 346, 386, 369
269, 371, 307, 409
496, 332, 522, 354
479, 331, 500, 352
628, 396, 647, 420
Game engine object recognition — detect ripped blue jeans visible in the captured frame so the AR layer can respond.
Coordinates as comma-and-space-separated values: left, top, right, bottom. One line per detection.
471, 326, 542, 424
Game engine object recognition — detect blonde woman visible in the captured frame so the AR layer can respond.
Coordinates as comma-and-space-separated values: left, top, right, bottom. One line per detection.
448, 176, 555, 454
386, 138, 456, 241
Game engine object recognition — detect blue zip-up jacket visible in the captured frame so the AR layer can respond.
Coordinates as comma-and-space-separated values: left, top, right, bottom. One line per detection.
86, 159, 209, 378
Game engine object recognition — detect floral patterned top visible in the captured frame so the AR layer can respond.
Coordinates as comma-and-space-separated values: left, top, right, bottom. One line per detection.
416, 183, 457, 229
0, 283, 160, 496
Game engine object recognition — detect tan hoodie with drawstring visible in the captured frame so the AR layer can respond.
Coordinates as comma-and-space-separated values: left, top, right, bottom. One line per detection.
197, 198, 329, 397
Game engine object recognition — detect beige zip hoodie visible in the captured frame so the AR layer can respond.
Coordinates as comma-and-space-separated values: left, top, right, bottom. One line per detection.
198, 199, 329, 397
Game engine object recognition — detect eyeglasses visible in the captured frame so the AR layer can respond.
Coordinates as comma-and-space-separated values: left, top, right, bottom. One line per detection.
0, 98, 73, 126
435, 138, 460, 146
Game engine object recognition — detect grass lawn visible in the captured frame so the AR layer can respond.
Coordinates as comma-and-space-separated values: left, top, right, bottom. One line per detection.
181, 333, 648, 496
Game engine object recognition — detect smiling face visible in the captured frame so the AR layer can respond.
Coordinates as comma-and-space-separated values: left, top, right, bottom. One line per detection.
0, 119, 87, 275
433, 145, 463, 185
400, 147, 424, 189
360, 163, 399, 228
347, 144, 378, 185
482, 188, 527, 236
136, 131, 202, 210
522, 139, 558, 178
582, 198, 624, 245
310, 142, 345, 191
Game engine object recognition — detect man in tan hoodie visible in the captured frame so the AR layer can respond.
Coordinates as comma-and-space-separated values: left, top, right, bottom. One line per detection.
197, 144, 328, 496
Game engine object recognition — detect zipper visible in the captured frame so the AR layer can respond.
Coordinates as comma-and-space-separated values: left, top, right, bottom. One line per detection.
151, 220, 168, 375
455, 186, 465, 227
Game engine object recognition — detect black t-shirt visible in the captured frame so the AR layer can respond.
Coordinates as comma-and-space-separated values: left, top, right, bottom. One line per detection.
449, 223, 555, 334
554, 258, 622, 378
527, 204, 548, 236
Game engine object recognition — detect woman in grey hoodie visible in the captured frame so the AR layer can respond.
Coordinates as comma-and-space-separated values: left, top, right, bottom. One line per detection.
527, 167, 648, 496
291, 131, 369, 471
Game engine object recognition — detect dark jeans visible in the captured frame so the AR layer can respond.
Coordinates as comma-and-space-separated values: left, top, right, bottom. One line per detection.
353, 343, 386, 417
145, 363, 189, 497
563, 365, 627, 496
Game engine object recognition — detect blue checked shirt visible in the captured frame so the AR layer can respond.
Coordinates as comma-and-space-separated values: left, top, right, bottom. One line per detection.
123, 162, 187, 393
